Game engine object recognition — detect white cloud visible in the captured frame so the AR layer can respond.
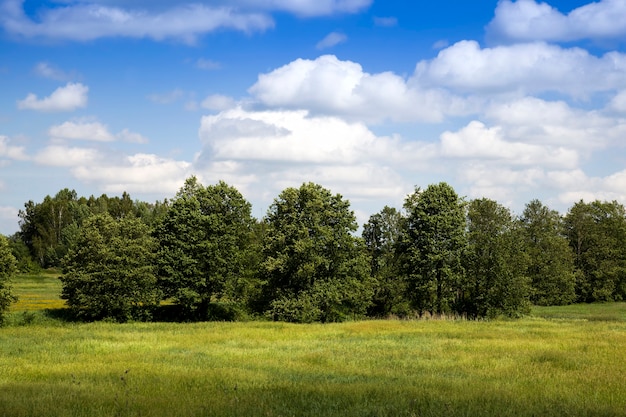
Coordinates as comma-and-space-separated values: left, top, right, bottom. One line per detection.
316, 32, 347, 50
17, 82, 88, 112
49, 121, 115, 142
201, 94, 236, 111
414, 40, 626, 97
199, 107, 433, 166
1, 0, 274, 43
33, 143, 191, 193
249, 54, 472, 123
485, 97, 626, 149
439, 120, 578, 169
33, 145, 101, 167
608, 90, 626, 113
72, 153, 192, 194
548, 168, 626, 207
487, 0, 626, 43
197, 107, 423, 209
0, 135, 28, 160
48, 121, 149, 143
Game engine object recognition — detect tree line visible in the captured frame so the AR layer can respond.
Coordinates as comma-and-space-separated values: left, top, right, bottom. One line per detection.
1, 177, 625, 324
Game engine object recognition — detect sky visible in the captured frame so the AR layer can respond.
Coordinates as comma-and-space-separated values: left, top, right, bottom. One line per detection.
1, 0, 626, 235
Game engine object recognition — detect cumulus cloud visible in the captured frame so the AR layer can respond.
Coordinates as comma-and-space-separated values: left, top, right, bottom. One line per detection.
440, 120, 578, 169
1, 0, 274, 43
316, 32, 347, 49
197, 107, 426, 206
17, 82, 88, 112
548, 168, 626, 207
249, 54, 472, 123
485, 97, 626, 149
414, 40, 626, 97
487, 0, 626, 43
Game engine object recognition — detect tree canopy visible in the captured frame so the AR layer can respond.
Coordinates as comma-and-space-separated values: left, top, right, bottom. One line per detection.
259, 182, 373, 322
154, 177, 255, 319
60, 213, 159, 322
11, 178, 626, 323
401, 183, 467, 316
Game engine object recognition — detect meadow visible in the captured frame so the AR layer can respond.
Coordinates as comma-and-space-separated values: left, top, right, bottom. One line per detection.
2, 272, 626, 417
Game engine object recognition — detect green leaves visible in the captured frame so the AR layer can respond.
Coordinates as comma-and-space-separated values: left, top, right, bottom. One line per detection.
0, 235, 18, 325
565, 200, 626, 302
402, 183, 467, 316
154, 177, 254, 318
60, 213, 159, 322
261, 183, 373, 322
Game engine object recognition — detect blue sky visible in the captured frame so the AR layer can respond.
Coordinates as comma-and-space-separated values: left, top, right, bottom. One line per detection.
1, 0, 626, 234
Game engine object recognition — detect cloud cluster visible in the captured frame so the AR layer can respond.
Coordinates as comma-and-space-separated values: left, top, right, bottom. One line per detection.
7, 0, 626, 226
249, 55, 471, 123
414, 40, 626, 97
487, 0, 626, 43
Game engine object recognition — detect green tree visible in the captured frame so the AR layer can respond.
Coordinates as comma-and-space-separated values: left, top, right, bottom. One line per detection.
564, 200, 626, 302
60, 213, 159, 322
260, 183, 373, 323
0, 235, 18, 325
154, 177, 254, 319
19, 189, 91, 267
401, 183, 466, 316
363, 206, 409, 317
463, 198, 530, 318
520, 200, 576, 305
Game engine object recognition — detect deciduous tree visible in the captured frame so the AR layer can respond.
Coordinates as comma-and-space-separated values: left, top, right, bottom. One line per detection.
400, 183, 466, 316
564, 200, 626, 302
520, 200, 576, 305
154, 177, 254, 319
0, 235, 18, 325
260, 183, 373, 322
60, 213, 159, 322
463, 198, 530, 318
363, 206, 409, 317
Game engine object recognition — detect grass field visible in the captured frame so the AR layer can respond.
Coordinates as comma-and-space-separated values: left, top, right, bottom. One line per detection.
2, 272, 626, 417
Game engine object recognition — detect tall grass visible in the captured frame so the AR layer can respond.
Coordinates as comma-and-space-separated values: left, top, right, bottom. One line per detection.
3, 273, 626, 416
2, 318, 626, 416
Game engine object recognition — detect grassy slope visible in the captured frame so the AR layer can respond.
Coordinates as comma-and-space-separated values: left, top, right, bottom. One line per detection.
2, 273, 626, 417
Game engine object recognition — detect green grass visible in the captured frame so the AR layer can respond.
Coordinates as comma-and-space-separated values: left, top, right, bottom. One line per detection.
9, 270, 65, 312
3, 274, 626, 416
